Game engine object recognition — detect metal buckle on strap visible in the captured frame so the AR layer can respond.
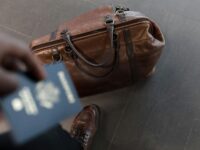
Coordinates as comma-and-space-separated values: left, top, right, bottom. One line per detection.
104, 15, 115, 49
115, 6, 129, 21
115, 6, 130, 13
51, 48, 63, 63
105, 15, 114, 25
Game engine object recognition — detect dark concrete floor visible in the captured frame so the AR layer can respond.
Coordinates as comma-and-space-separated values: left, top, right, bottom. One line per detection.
1, 0, 200, 150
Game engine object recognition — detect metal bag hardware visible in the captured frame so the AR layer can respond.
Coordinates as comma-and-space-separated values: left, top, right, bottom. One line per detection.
51, 48, 63, 63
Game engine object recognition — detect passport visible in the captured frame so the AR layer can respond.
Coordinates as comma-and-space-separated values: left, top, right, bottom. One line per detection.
1, 63, 82, 144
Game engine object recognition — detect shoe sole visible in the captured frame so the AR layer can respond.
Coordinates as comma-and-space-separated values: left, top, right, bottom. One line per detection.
89, 104, 101, 130
86, 104, 101, 150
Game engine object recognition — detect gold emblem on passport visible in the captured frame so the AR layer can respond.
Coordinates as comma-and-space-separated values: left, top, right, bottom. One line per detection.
36, 82, 60, 109
11, 82, 60, 115
57, 71, 76, 104
11, 87, 39, 115
10, 70, 76, 116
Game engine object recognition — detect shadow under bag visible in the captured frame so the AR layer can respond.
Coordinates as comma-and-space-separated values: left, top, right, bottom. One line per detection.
31, 6, 165, 97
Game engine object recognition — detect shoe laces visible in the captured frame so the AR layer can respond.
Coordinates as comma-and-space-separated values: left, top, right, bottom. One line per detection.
72, 124, 90, 146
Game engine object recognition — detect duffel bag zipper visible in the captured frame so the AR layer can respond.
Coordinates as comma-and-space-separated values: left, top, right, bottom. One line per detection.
33, 18, 151, 52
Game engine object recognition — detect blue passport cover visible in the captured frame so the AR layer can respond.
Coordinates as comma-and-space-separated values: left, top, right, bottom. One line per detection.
1, 63, 82, 144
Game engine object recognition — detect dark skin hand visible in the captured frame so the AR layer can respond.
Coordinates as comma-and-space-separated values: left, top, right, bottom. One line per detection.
0, 34, 46, 131
0, 34, 46, 96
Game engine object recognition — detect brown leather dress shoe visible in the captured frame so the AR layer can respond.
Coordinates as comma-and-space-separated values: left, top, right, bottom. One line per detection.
70, 104, 100, 150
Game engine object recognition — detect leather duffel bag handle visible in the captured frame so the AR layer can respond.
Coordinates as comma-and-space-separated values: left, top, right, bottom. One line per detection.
60, 15, 120, 78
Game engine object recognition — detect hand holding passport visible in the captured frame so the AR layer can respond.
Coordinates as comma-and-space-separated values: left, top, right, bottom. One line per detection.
0, 63, 82, 144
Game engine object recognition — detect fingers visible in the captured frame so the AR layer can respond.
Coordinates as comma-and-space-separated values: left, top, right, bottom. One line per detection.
0, 69, 19, 97
0, 37, 46, 81
20, 51, 46, 81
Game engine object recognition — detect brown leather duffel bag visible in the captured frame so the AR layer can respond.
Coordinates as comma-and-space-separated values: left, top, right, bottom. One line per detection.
31, 6, 165, 97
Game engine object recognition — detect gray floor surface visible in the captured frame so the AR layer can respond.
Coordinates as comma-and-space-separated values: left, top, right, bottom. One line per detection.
0, 0, 200, 150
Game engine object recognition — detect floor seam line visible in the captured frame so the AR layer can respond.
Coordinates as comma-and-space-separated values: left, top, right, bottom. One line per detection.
0, 24, 32, 39
107, 86, 135, 150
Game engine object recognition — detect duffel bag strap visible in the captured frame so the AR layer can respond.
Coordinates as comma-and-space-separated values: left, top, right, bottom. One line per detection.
60, 15, 120, 78
115, 6, 139, 82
